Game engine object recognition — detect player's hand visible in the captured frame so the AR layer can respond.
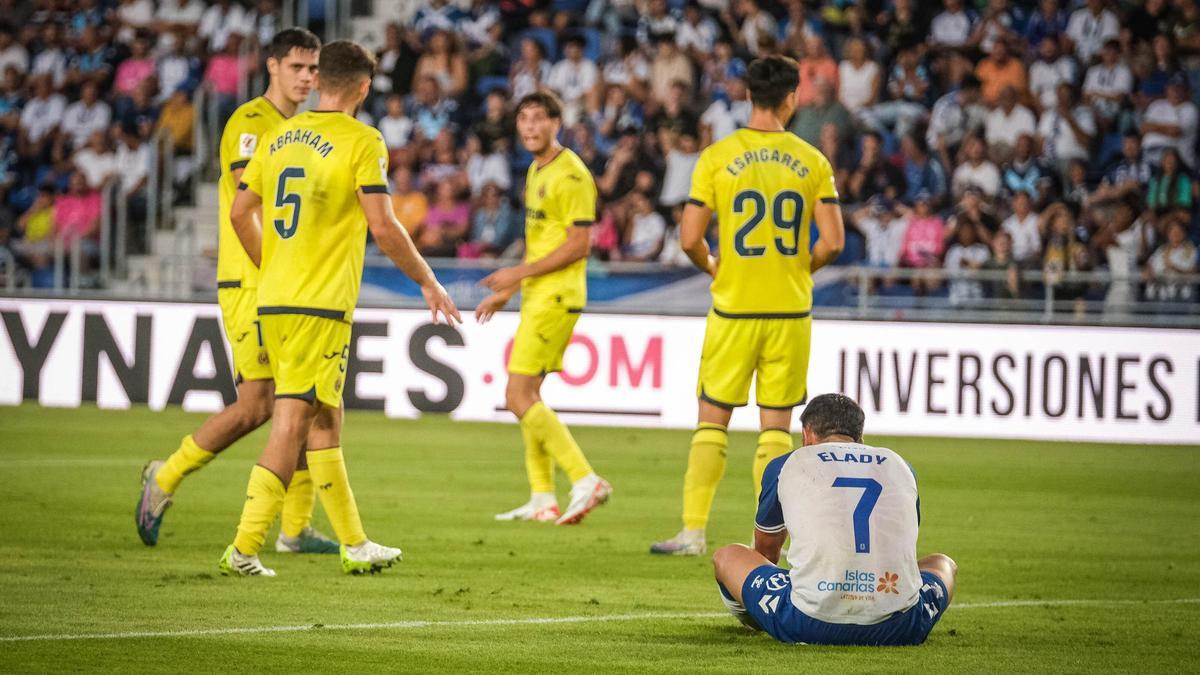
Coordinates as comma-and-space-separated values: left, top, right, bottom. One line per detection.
474, 291, 511, 323
706, 255, 719, 278
481, 266, 525, 292
421, 282, 462, 325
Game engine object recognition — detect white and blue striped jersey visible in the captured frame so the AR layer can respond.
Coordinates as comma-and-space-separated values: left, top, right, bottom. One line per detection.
755, 442, 922, 625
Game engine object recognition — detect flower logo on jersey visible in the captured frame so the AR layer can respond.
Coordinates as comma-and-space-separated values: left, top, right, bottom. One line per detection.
877, 572, 900, 594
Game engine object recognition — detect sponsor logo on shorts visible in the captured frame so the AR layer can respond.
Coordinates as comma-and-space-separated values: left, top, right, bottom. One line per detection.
257, 350, 269, 365
235, 331, 250, 343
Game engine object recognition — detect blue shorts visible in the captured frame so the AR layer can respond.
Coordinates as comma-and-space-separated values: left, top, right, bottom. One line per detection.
739, 566, 950, 646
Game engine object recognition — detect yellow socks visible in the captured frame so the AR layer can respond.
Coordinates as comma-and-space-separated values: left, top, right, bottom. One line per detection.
279, 469, 316, 538
307, 447, 366, 547
232, 465, 286, 555
522, 402, 592, 483
753, 429, 793, 500
520, 411, 556, 493
155, 435, 215, 494
682, 423, 728, 530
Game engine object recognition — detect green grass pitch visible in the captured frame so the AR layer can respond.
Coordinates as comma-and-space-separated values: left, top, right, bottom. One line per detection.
0, 405, 1197, 672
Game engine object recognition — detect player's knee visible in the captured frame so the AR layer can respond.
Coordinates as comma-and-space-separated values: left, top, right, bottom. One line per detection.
920, 553, 958, 579
711, 544, 741, 578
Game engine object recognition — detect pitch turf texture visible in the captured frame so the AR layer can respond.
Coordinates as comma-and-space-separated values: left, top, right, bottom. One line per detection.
0, 406, 1197, 672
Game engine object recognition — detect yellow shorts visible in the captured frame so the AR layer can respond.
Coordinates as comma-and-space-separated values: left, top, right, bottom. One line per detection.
508, 301, 582, 377
258, 313, 351, 408
696, 311, 812, 409
217, 286, 271, 382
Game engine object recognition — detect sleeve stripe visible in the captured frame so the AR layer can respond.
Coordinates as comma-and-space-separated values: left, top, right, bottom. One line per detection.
572, 220, 594, 227
360, 185, 390, 194
237, 182, 249, 191
819, 197, 840, 204
755, 523, 787, 534
686, 197, 708, 208
229, 159, 249, 171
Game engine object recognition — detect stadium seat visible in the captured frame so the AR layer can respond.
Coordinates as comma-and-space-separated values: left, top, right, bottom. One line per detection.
570, 28, 603, 62
551, 0, 589, 13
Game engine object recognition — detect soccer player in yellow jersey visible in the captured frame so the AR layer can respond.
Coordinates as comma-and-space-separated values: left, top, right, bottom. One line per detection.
476, 91, 612, 526
134, 29, 338, 553
219, 41, 460, 576
650, 56, 846, 556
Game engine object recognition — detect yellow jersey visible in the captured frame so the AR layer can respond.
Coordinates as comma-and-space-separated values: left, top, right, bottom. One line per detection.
688, 128, 838, 317
522, 148, 596, 309
216, 96, 285, 289
240, 110, 390, 322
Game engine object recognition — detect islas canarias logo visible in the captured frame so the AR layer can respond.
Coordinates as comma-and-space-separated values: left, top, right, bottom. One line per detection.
876, 571, 900, 594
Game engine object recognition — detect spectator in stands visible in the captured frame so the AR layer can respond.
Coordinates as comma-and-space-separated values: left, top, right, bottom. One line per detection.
390, 165, 428, 234
509, 37, 549, 102
1001, 190, 1041, 265
1065, 0, 1119, 64
795, 36, 837, 108
929, 0, 976, 50
72, 130, 115, 190
66, 26, 115, 91
31, 22, 67, 88
1127, 0, 1172, 47
1037, 83, 1095, 175
53, 171, 101, 271
60, 81, 110, 152
156, 86, 194, 155
413, 29, 468, 99
976, 38, 1027, 106
115, 80, 159, 137
649, 34, 694, 105
952, 135, 1001, 199
1024, 0, 1068, 48
603, 35, 650, 103
464, 133, 509, 197
983, 230, 1023, 299
569, 124, 605, 176
418, 180, 470, 258
837, 37, 880, 114
790, 78, 853, 147
984, 86, 1036, 162
1029, 36, 1077, 113
900, 134, 947, 209
1082, 39, 1133, 128
927, 74, 985, 173
547, 35, 599, 127
0, 26, 28, 76
1003, 133, 1055, 204
113, 120, 149, 246
971, 0, 1023, 53
155, 0, 205, 37
115, 0, 155, 44
945, 218, 990, 305
623, 190, 666, 262
114, 35, 155, 96
899, 192, 947, 295
1143, 215, 1198, 302
861, 43, 929, 139
203, 33, 248, 129
949, 186, 1000, 243
1061, 159, 1092, 212
198, 0, 249, 54
1141, 75, 1199, 169
409, 75, 457, 141
819, 122, 855, 190
17, 76, 64, 172
1146, 148, 1196, 213
660, 132, 699, 208
1093, 197, 1154, 312
847, 131, 904, 204
849, 195, 907, 269
379, 94, 414, 155
637, 0, 679, 48
466, 181, 517, 258
699, 74, 749, 145
1091, 133, 1150, 204
12, 185, 54, 286
677, 1, 719, 59
731, 0, 779, 57
1041, 201, 1091, 303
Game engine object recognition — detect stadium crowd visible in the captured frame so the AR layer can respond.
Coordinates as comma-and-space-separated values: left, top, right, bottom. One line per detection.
0, 0, 1196, 307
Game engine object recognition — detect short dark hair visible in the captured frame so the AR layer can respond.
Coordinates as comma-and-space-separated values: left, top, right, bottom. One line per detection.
266, 27, 321, 62
318, 40, 377, 94
745, 55, 800, 109
800, 394, 866, 443
960, 74, 982, 91
516, 90, 563, 119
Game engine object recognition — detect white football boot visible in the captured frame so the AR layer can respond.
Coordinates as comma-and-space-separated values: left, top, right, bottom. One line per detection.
555, 474, 612, 525
649, 528, 707, 555
341, 540, 403, 575
218, 544, 277, 577
494, 493, 560, 522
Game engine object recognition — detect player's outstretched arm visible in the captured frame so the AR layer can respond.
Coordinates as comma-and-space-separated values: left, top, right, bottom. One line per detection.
480, 225, 590, 292
680, 202, 718, 277
230, 185, 264, 267
474, 284, 517, 324
810, 199, 846, 273
358, 189, 462, 325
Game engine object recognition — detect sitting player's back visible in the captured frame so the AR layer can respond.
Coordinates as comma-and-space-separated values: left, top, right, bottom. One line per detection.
758, 442, 920, 625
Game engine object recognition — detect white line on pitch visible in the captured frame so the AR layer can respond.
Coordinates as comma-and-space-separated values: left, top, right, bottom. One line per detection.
1, 598, 1198, 643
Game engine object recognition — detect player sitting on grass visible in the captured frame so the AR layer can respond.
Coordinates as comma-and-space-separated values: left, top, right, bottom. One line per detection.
222, 40, 459, 577
713, 393, 957, 646
135, 29, 337, 554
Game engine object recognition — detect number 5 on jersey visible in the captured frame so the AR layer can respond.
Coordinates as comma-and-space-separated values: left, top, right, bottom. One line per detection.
274, 167, 305, 239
